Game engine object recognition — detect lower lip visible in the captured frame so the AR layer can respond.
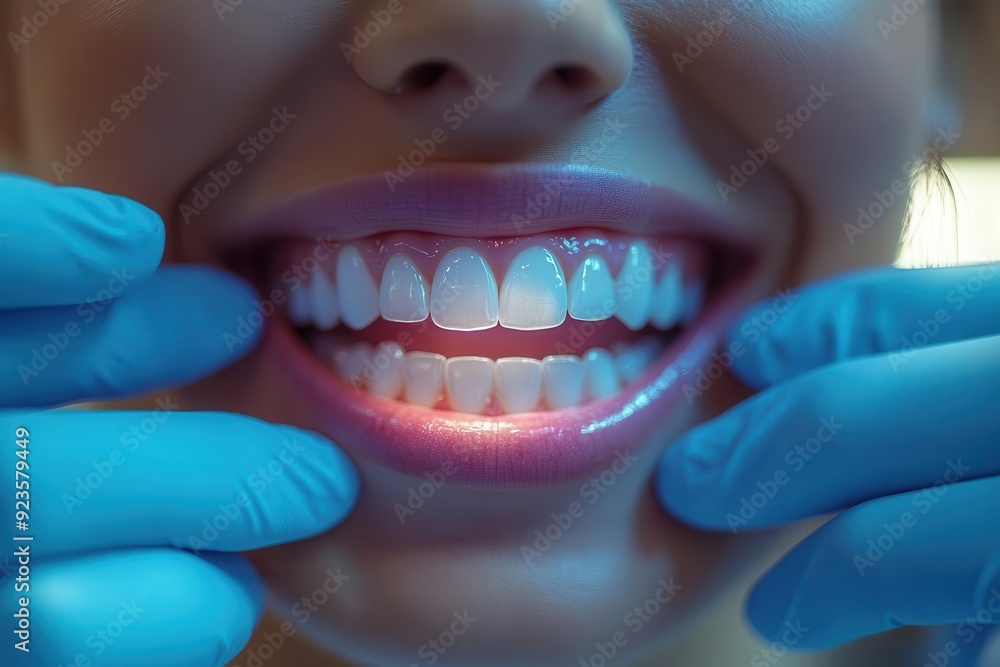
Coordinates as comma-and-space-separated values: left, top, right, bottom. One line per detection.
271, 268, 751, 487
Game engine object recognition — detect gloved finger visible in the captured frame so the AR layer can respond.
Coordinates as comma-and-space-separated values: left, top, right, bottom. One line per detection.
658, 335, 1000, 530
2, 549, 262, 667
6, 411, 359, 557
728, 264, 1000, 389
1, 265, 263, 407
746, 476, 1000, 650
0, 174, 164, 309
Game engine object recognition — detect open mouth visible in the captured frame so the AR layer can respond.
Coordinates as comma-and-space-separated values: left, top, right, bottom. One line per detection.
222, 165, 760, 485
267, 232, 717, 416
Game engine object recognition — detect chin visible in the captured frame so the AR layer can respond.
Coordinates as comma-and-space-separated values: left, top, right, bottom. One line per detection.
173, 164, 791, 665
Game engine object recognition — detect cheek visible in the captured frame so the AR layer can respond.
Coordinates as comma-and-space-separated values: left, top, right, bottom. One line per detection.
646, 0, 939, 279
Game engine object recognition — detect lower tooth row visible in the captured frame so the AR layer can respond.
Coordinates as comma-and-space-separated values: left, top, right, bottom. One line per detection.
318, 339, 662, 415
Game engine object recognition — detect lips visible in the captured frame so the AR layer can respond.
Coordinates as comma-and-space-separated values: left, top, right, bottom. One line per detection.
224, 165, 760, 485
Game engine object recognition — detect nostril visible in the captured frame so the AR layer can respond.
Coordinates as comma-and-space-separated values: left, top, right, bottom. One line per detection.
552, 65, 599, 92
395, 61, 458, 94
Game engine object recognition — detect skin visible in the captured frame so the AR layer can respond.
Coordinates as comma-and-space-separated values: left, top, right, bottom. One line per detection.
2, 0, 992, 664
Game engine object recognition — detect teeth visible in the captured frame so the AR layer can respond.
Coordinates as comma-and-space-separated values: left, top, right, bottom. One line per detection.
650, 261, 682, 331
541, 355, 586, 409
584, 348, 620, 401
380, 254, 429, 323
336, 245, 380, 330
310, 269, 341, 331
494, 358, 542, 413
615, 242, 654, 331
499, 247, 567, 331
431, 248, 499, 331
568, 255, 616, 322
368, 341, 405, 399
614, 338, 660, 384
333, 342, 373, 390
445, 356, 495, 414
288, 281, 313, 328
402, 352, 446, 407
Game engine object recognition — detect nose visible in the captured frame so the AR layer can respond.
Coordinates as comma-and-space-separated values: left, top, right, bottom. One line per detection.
349, 0, 633, 113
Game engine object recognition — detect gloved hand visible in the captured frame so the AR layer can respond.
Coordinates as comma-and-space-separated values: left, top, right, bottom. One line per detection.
657, 264, 1000, 651
0, 175, 359, 666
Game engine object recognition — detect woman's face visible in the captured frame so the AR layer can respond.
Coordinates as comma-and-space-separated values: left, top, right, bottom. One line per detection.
4, 1, 940, 664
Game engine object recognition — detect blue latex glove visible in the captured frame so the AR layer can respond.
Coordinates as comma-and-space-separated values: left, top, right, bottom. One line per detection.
658, 265, 1000, 651
0, 175, 359, 666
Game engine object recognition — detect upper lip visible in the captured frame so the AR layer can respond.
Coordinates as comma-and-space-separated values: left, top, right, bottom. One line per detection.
221, 163, 750, 249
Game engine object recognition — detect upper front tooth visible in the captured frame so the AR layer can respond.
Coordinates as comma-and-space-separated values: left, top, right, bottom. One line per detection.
380, 254, 429, 323
445, 356, 494, 414
403, 352, 446, 407
431, 247, 499, 331
615, 242, 654, 331
650, 261, 682, 331
568, 255, 616, 322
310, 269, 341, 330
336, 245, 380, 330
499, 247, 567, 331
494, 357, 542, 413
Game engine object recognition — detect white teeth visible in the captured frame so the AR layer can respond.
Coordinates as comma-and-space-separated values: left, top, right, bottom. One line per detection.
650, 261, 682, 331
584, 348, 620, 400
541, 355, 587, 409
310, 269, 341, 331
380, 254, 429, 323
499, 247, 567, 331
568, 255, 616, 322
402, 352, 446, 407
494, 358, 542, 413
614, 338, 660, 384
431, 248, 499, 331
368, 341, 405, 399
445, 356, 495, 414
288, 281, 313, 328
615, 242, 654, 331
333, 342, 373, 390
336, 245, 380, 330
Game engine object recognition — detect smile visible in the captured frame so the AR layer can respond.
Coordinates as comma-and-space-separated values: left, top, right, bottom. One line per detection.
223, 164, 761, 485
